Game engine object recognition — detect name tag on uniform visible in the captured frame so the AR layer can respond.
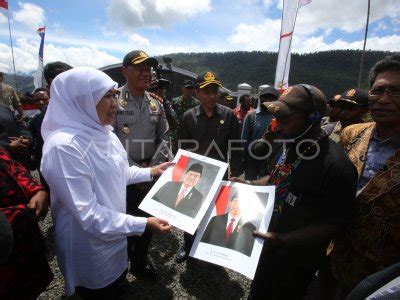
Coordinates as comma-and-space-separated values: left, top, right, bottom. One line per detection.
117, 111, 135, 116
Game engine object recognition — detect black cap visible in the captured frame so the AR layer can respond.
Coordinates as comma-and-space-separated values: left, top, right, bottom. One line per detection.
220, 92, 234, 101
264, 84, 327, 118
122, 50, 158, 68
187, 163, 203, 175
260, 86, 279, 98
327, 94, 341, 104
183, 80, 195, 88
196, 71, 222, 89
337, 88, 369, 107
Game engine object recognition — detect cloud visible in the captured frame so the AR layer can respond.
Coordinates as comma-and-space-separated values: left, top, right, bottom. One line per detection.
292, 34, 400, 54
128, 33, 151, 48
263, 0, 274, 8
228, 0, 400, 52
229, 19, 282, 50
106, 0, 211, 29
0, 38, 120, 74
13, 2, 45, 29
296, 0, 400, 35
0, 12, 7, 24
375, 21, 388, 33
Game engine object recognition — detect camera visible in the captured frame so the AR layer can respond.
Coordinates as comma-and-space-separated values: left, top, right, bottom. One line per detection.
151, 56, 173, 90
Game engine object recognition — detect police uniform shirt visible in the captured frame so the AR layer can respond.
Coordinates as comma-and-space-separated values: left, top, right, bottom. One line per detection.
114, 85, 169, 166
179, 104, 243, 177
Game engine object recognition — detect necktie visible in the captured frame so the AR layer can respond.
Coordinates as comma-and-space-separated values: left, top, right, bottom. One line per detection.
225, 218, 235, 240
175, 188, 187, 207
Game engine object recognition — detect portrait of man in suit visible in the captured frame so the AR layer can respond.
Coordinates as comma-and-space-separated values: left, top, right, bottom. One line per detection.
152, 163, 204, 218
201, 195, 257, 256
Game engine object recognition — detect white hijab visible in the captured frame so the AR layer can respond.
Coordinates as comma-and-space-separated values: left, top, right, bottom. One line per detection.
41, 67, 117, 142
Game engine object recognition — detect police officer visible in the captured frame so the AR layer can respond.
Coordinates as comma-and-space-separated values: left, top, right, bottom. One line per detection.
114, 50, 170, 279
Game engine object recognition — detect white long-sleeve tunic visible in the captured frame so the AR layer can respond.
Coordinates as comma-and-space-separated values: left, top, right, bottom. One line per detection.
41, 129, 151, 296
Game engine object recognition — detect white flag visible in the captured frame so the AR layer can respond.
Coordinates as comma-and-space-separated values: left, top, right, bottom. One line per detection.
34, 27, 45, 89
274, 0, 311, 91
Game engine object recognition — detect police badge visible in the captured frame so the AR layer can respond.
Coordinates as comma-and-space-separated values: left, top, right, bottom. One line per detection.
120, 99, 128, 107
149, 101, 157, 112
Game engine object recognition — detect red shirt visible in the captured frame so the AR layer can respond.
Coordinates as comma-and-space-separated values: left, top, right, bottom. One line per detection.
233, 107, 254, 125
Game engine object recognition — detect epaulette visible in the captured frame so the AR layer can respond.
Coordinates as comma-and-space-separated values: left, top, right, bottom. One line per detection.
149, 92, 164, 104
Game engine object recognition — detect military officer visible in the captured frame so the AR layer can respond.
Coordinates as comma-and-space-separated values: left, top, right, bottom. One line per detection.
172, 80, 199, 123
171, 80, 199, 153
0, 72, 24, 122
114, 50, 170, 279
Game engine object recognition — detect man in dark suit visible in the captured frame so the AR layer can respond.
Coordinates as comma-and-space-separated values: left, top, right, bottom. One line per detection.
152, 163, 204, 218
201, 195, 256, 256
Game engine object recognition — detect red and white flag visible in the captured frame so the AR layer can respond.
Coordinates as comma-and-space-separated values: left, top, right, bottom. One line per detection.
274, 0, 312, 92
0, 0, 8, 10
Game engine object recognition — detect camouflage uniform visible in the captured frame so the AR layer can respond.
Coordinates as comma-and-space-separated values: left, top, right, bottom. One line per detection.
0, 83, 21, 112
171, 95, 200, 153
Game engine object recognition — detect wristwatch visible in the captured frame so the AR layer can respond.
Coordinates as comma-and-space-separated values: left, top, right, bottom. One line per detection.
150, 167, 157, 179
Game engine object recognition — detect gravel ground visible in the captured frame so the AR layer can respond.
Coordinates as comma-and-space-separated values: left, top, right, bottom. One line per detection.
37, 213, 251, 299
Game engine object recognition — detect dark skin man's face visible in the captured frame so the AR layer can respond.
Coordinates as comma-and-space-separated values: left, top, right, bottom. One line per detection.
33, 91, 50, 109
337, 102, 367, 125
182, 86, 194, 99
329, 102, 341, 122
241, 96, 252, 110
276, 112, 310, 139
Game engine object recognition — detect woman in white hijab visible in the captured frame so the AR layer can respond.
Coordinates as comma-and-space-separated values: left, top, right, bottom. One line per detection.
40, 67, 171, 298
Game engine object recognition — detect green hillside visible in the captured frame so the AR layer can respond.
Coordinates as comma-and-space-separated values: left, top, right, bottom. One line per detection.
2, 50, 393, 99
163, 50, 392, 98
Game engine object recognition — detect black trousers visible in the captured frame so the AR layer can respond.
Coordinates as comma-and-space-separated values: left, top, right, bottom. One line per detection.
126, 184, 152, 267
182, 231, 195, 252
249, 246, 317, 300
75, 270, 127, 300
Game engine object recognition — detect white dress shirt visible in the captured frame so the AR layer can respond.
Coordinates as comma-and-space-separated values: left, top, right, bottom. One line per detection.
226, 214, 241, 232
177, 184, 193, 198
41, 130, 151, 295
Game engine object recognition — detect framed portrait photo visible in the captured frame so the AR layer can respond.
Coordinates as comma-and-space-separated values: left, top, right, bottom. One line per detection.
189, 181, 275, 279
139, 149, 228, 234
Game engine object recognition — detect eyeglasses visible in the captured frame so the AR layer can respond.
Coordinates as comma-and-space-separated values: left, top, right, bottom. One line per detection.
131, 66, 151, 73
368, 87, 400, 100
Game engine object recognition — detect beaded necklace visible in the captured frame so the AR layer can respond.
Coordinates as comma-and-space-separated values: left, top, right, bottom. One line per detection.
269, 139, 319, 229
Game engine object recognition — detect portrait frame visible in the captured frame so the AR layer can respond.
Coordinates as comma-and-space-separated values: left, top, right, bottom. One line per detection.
189, 181, 275, 279
139, 149, 228, 234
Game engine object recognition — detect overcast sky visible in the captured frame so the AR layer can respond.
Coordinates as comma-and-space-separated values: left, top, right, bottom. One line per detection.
0, 0, 399, 74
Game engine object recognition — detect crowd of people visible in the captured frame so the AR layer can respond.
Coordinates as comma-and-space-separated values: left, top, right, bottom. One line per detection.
0, 50, 399, 299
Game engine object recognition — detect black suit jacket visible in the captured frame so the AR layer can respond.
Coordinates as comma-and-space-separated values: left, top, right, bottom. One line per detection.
201, 213, 256, 256
152, 181, 204, 218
